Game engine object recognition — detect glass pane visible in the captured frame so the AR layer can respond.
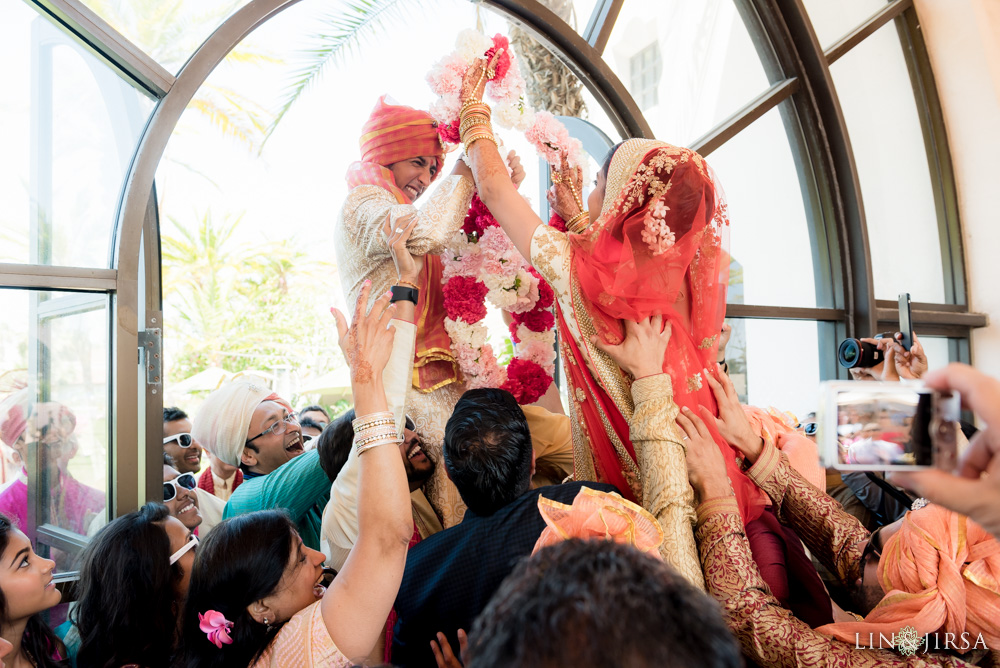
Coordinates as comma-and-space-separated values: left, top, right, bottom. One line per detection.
572, 0, 603, 35
801, 0, 888, 49
0, 289, 109, 570
831, 23, 946, 303
919, 335, 951, 373
78, 0, 251, 74
0, 2, 154, 267
708, 103, 822, 307
724, 318, 821, 420
604, 0, 774, 145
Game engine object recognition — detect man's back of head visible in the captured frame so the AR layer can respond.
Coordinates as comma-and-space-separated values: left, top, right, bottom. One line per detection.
444, 388, 533, 516
466, 539, 742, 668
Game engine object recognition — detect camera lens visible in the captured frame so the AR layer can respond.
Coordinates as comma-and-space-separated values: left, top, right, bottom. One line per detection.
838, 338, 883, 369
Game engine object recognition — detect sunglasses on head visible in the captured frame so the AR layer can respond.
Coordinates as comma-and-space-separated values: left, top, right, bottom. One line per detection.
163, 472, 197, 502
163, 433, 195, 448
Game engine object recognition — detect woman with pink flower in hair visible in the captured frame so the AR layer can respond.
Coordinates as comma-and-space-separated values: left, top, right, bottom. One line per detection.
453, 52, 830, 608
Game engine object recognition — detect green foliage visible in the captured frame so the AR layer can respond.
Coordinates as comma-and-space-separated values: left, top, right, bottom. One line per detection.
264, 0, 421, 144
161, 211, 340, 383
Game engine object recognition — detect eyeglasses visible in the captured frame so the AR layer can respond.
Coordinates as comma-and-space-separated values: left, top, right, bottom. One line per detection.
859, 525, 885, 585
163, 472, 198, 502
163, 432, 196, 448
169, 533, 199, 565
802, 422, 818, 436
246, 412, 298, 445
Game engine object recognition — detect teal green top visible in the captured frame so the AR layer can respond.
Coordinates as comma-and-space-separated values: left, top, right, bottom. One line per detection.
223, 449, 331, 551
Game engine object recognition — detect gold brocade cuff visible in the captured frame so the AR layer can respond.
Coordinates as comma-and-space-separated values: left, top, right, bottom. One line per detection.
630, 373, 673, 404
745, 439, 782, 487
695, 495, 740, 527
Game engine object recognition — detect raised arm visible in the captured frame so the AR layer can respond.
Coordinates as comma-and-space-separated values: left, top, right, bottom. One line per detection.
591, 317, 704, 588
322, 281, 414, 659
460, 54, 544, 260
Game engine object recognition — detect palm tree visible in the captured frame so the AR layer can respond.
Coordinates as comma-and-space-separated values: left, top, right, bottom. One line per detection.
84, 0, 282, 154
264, 0, 588, 140
161, 211, 340, 381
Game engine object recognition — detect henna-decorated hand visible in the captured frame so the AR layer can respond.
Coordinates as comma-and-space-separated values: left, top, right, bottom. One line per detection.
547, 152, 583, 221
590, 316, 670, 379
459, 50, 504, 104
331, 280, 397, 386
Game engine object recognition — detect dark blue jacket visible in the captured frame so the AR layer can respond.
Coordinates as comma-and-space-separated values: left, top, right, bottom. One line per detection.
391, 480, 618, 667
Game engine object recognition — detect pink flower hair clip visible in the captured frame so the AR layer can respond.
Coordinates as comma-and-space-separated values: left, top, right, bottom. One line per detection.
198, 610, 234, 649
641, 196, 676, 256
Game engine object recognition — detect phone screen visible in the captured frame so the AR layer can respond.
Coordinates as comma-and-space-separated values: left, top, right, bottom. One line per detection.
823, 383, 959, 470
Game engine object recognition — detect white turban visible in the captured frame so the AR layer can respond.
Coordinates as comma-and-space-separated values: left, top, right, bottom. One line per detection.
193, 376, 273, 468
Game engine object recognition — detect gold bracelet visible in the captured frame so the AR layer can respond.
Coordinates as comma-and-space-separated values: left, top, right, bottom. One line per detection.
396, 280, 419, 290
566, 210, 590, 233
459, 112, 491, 131
464, 132, 498, 154
460, 122, 494, 145
460, 100, 490, 114
565, 178, 584, 212
459, 117, 491, 135
357, 437, 402, 456
352, 412, 393, 433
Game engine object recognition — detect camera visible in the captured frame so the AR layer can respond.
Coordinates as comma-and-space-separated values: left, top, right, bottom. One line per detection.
837, 293, 913, 369
837, 338, 884, 369
817, 381, 959, 471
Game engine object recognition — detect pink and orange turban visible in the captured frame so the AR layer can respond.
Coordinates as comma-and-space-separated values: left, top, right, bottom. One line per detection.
532, 487, 664, 559
345, 95, 445, 204
819, 504, 1000, 652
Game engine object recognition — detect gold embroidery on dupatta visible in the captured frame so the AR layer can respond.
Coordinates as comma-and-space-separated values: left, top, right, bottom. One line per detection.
698, 335, 718, 350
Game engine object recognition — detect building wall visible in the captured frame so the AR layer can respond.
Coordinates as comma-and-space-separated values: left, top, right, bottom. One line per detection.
914, 0, 1000, 376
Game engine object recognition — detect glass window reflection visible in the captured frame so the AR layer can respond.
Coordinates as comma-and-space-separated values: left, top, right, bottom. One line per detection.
800, 0, 888, 49
0, 2, 153, 268
708, 103, 823, 308
604, 0, 774, 146
831, 23, 946, 303
0, 289, 108, 569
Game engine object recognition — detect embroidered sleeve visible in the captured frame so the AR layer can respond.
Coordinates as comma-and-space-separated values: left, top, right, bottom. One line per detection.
695, 502, 977, 668
746, 442, 868, 586
529, 224, 572, 304
349, 176, 474, 263
629, 374, 704, 589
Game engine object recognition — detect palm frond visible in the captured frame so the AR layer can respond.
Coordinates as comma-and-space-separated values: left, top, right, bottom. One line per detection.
261, 0, 420, 149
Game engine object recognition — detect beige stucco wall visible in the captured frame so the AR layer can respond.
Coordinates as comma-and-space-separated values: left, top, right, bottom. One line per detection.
912, 0, 1000, 375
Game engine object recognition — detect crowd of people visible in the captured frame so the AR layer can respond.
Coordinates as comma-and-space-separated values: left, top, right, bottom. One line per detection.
1, 52, 1000, 668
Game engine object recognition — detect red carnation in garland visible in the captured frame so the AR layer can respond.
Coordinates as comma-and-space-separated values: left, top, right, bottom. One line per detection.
485, 34, 512, 81
443, 276, 489, 323
531, 269, 555, 310
461, 194, 499, 237
548, 212, 568, 233
437, 122, 460, 145
502, 358, 551, 404
511, 307, 555, 334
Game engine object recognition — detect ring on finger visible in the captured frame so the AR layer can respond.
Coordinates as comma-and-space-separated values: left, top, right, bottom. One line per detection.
395, 228, 403, 234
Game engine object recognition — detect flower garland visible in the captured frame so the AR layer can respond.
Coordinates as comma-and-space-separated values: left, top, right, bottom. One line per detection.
427, 30, 586, 404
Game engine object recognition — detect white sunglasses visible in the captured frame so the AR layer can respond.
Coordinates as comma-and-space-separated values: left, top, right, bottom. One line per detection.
163, 432, 196, 448
169, 533, 199, 565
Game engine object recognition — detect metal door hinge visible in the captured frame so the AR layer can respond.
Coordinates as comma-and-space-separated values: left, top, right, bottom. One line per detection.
138, 328, 162, 387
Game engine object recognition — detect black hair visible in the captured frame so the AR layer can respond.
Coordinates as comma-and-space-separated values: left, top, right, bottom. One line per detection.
297, 405, 329, 421
298, 416, 325, 433
0, 514, 69, 668
164, 407, 189, 423
600, 140, 628, 181
177, 511, 296, 668
316, 408, 356, 483
443, 389, 532, 516
73, 503, 182, 668
466, 539, 742, 668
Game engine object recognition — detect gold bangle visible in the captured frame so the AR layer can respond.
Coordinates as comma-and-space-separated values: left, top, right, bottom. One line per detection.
464, 131, 498, 153
460, 100, 490, 114
459, 117, 490, 135
396, 280, 419, 290
566, 210, 590, 233
460, 123, 494, 144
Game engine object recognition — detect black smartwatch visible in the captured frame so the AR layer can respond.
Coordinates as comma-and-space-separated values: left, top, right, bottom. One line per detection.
390, 285, 419, 305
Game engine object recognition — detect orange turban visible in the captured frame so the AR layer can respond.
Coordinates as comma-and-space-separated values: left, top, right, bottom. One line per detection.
532, 487, 664, 559
346, 95, 444, 205
818, 505, 1000, 652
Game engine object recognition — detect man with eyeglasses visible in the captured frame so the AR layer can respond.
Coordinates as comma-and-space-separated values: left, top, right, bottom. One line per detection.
193, 379, 334, 552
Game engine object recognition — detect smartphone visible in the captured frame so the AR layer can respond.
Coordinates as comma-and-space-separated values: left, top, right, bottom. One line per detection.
898, 292, 913, 351
818, 381, 959, 471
